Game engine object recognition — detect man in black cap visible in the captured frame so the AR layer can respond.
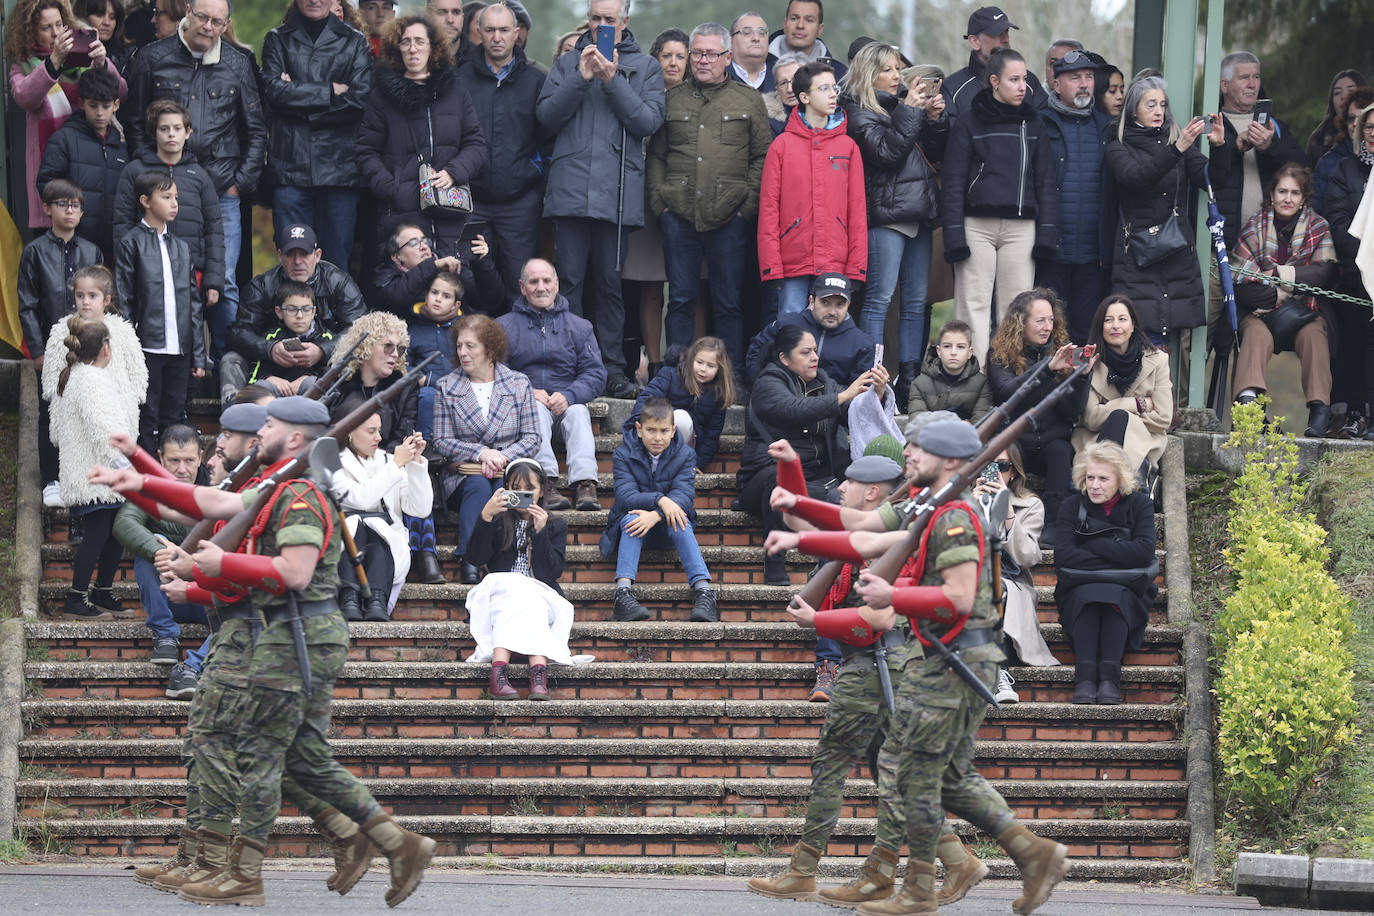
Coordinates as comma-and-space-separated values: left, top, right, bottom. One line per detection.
942, 6, 1043, 117
746, 272, 885, 393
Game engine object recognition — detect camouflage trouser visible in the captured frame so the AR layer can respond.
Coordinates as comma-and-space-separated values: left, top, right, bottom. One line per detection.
234, 637, 381, 844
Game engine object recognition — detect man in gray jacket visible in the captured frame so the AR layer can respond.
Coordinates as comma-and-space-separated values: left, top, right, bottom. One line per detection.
536, 0, 665, 398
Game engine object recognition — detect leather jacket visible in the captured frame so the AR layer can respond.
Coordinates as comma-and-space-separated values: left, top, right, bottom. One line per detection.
229, 260, 365, 364
114, 222, 208, 368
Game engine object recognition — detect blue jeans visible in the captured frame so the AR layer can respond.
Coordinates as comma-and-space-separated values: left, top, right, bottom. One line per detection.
815, 637, 842, 664
660, 211, 752, 371
135, 557, 208, 639
862, 227, 933, 363
777, 275, 813, 315
207, 191, 243, 364
271, 186, 361, 271
614, 517, 710, 585
446, 474, 501, 557
417, 385, 436, 440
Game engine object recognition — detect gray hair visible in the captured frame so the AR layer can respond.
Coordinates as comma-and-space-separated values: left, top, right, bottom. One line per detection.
690, 22, 730, 50
730, 11, 766, 32
588, 0, 630, 20
773, 51, 806, 80
1118, 74, 1179, 142
190, 0, 232, 17
1046, 37, 1082, 63
1220, 50, 1260, 81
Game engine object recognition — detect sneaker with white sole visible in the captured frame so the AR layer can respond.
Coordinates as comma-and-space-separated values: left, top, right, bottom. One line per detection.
995, 668, 1019, 704
43, 481, 63, 508
151, 637, 181, 665
166, 662, 198, 700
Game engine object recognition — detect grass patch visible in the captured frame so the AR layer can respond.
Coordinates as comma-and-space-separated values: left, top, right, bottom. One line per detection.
0, 411, 19, 619
0, 837, 31, 863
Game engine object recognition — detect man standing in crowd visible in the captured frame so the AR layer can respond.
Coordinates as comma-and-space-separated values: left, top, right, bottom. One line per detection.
1038, 48, 1113, 343
358, 0, 396, 56
943, 6, 1043, 116
728, 12, 775, 92
498, 259, 607, 511
222, 225, 365, 402
428, 0, 466, 61
124, 0, 266, 364
746, 273, 878, 390
1041, 38, 1083, 102
260, 0, 374, 271
647, 22, 771, 375
461, 1, 547, 303
766, 0, 843, 79
536, 0, 665, 399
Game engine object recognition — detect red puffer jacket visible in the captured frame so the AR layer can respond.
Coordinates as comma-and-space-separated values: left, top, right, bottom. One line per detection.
757, 107, 868, 282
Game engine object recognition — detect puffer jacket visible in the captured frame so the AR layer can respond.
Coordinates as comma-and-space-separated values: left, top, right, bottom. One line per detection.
458, 46, 546, 203
625, 364, 727, 470
647, 75, 772, 231
745, 307, 876, 388
496, 294, 607, 405
600, 426, 697, 556
941, 88, 1058, 261
124, 24, 267, 194
260, 10, 374, 188
1211, 111, 1307, 248
113, 149, 225, 292
230, 261, 365, 364
16, 231, 104, 357
738, 360, 846, 482
35, 112, 128, 258
536, 28, 665, 227
843, 91, 948, 227
906, 346, 993, 420
1040, 100, 1113, 264
758, 108, 868, 282
48, 361, 140, 507
114, 222, 207, 368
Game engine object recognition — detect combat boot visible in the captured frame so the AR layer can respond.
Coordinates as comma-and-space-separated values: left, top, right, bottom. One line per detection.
360, 812, 437, 907
155, 827, 230, 892
935, 834, 988, 904
816, 846, 899, 906
746, 842, 821, 899
856, 859, 938, 915
313, 806, 375, 895
134, 827, 195, 885
178, 835, 267, 906
998, 823, 1070, 915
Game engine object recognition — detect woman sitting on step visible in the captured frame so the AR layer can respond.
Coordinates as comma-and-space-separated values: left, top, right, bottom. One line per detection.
1051, 441, 1158, 706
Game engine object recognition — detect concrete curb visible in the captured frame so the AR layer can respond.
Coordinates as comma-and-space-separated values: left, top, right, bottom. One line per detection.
0, 617, 24, 842
15, 365, 43, 619
1161, 437, 1194, 626
1174, 428, 1371, 475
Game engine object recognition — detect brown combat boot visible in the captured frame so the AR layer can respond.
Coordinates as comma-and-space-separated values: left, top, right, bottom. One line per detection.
998, 823, 1070, 915
134, 828, 195, 885
313, 806, 375, 895
360, 812, 437, 907
178, 835, 267, 906
816, 846, 900, 907
154, 827, 230, 892
746, 842, 821, 900
856, 859, 939, 915
935, 834, 988, 904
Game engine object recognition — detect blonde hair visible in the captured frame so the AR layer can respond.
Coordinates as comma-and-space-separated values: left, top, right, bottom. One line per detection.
331, 312, 410, 376
57, 315, 108, 396
842, 41, 901, 115
1072, 441, 1139, 496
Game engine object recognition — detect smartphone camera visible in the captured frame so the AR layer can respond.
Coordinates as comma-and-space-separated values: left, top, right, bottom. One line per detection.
505, 490, 535, 510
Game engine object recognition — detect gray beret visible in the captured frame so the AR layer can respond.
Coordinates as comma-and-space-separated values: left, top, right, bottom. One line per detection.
903, 410, 961, 445
916, 419, 982, 459
844, 454, 904, 484
220, 403, 267, 434
266, 396, 330, 427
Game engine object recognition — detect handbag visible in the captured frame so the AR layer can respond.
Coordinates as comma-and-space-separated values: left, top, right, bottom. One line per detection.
409, 107, 472, 217
1260, 300, 1319, 353
1124, 169, 1188, 268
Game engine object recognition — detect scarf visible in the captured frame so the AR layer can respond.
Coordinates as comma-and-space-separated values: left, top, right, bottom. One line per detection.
1232, 203, 1337, 312
1359, 142, 1374, 167
1101, 336, 1144, 393
1047, 90, 1092, 119
21, 53, 80, 151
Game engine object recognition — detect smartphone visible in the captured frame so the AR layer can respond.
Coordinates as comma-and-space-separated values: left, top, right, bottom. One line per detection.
1070, 344, 1096, 366
66, 28, 97, 68
980, 461, 1001, 487
596, 24, 615, 61
281, 337, 304, 352
873, 343, 884, 368
1253, 99, 1272, 125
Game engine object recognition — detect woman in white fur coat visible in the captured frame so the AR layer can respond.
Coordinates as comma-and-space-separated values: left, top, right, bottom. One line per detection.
41, 266, 146, 408
330, 408, 434, 621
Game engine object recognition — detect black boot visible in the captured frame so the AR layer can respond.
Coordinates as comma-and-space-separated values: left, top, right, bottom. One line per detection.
612, 586, 650, 622
458, 559, 481, 584
895, 360, 919, 411
689, 583, 719, 622
1305, 402, 1332, 439
339, 586, 364, 622
1097, 661, 1122, 705
412, 551, 446, 585
763, 554, 790, 587
364, 588, 390, 622
1072, 661, 1098, 705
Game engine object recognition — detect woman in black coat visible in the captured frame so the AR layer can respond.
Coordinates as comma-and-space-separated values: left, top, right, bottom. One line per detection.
736, 323, 875, 584
1323, 101, 1374, 438
1104, 74, 1227, 341
356, 13, 488, 257
1052, 441, 1158, 706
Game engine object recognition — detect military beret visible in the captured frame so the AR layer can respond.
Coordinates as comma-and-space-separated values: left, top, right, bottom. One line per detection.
220, 403, 267, 434
845, 454, 904, 484
916, 418, 982, 459
266, 396, 330, 426
902, 410, 960, 445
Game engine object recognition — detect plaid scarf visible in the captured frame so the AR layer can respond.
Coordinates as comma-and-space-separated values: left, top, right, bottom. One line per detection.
1233, 203, 1336, 312
19, 53, 81, 151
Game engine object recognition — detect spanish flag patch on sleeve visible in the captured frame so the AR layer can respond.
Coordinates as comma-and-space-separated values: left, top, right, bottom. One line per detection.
946, 526, 965, 537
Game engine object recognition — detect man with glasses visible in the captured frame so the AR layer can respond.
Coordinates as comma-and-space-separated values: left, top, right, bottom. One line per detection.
647, 22, 771, 375
125, 0, 267, 371
727, 12, 774, 91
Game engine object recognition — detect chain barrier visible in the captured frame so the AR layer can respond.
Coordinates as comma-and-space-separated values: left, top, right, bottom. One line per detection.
1227, 264, 1374, 310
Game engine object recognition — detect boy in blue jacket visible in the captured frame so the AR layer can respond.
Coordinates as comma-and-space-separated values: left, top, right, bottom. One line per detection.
601, 398, 717, 623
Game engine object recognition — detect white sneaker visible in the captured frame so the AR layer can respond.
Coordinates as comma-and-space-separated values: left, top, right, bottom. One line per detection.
43, 481, 63, 508
995, 668, 1019, 704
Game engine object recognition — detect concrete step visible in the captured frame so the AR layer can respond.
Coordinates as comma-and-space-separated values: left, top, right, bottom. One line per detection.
184, 397, 615, 436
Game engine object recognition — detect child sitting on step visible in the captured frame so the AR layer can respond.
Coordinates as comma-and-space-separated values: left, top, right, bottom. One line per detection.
624, 337, 737, 471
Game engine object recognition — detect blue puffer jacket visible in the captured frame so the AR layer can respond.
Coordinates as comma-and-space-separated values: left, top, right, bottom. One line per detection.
1040, 102, 1113, 265
624, 364, 726, 469
407, 318, 455, 387
496, 294, 608, 405
599, 427, 696, 557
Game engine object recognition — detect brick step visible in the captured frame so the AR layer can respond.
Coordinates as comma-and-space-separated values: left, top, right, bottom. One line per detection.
23, 697, 1183, 744
17, 776, 1187, 822
15, 813, 1189, 860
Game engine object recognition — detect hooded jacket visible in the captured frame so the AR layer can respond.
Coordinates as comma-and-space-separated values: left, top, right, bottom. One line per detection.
739, 360, 845, 482
843, 90, 948, 227
907, 346, 993, 420
230, 261, 365, 364
16, 232, 103, 357
114, 222, 208, 368
496, 294, 607, 405
458, 46, 547, 203
35, 112, 128, 257
758, 107, 868, 282
745, 306, 876, 388
599, 426, 697, 557
113, 148, 225, 292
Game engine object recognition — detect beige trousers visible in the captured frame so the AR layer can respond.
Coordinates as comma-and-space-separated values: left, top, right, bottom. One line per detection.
953, 215, 1036, 363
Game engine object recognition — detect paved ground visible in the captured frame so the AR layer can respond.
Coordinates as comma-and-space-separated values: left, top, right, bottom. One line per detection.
0, 867, 1364, 915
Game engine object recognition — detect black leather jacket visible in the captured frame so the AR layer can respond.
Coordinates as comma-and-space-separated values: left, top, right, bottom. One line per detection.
17, 231, 103, 355
229, 260, 365, 364
114, 222, 207, 368
124, 32, 267, 195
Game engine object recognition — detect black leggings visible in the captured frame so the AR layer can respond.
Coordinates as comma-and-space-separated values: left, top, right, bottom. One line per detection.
1071, 602, 1129, 667
72, 506, 124, 592
736, 465, 830, 535
338, 523, 395, 594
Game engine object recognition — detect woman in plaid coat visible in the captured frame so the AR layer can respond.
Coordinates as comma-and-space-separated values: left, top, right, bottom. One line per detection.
432, 315, 541, 583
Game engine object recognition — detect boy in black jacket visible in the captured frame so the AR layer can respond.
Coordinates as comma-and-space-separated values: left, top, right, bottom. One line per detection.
115, 171, 206, 451
247, 281, 333, 395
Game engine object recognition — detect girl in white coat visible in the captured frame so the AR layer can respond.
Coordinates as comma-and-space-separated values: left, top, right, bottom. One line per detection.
41, 265, 146, 411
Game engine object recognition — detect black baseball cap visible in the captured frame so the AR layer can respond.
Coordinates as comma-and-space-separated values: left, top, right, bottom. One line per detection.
964, 6, 1018, 37
811, 272, 852, 301
277, 224, 318, 253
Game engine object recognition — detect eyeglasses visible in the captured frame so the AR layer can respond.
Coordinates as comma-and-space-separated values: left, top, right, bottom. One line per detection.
400, 236, 433, 251
995, 460, 1013, 472
190, 10, 227, 28
279, 304, 316, 316
50, 199, 83, 211
806, 83, 840, 95
398, 36, 429, 48
688, 49, 726, 62
731, 27, 767, 37
776, 78, 793, 89
381, 342, 408, 356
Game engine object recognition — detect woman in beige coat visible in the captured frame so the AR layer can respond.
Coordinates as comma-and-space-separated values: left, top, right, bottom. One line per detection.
1072, 294, 1173, 480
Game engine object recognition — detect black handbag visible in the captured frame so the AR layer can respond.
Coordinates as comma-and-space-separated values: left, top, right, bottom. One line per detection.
1124, 169, 1189, 268
1260, 300, 1319, 354
1056, 503, 1158, 595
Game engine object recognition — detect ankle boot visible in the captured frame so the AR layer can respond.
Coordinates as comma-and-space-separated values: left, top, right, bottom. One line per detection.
1306, 402, 1333, 438
313, 805, 375, 895
816, 845, 899, 905
339, 586, 364, 622
1072, 661, 1098, 705
134, 827, 195, 885
856, 859, 939, 915
936, 834, 988, 904
746, 841, 821, 899
359, 812, 437, 908
489, 663, 519, 700
89, 585, 131, 617
178, 835, 266, 906
155, 827, 230, 891
416, 551, 445, 584
364, 588, 390, 621
612, 585, 650, 622
998, 823, 1070, 915
528, 663, 550, 701
1097, 660, 1122, 705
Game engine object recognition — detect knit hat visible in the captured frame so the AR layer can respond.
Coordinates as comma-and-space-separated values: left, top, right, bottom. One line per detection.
862, 434, 905, 466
